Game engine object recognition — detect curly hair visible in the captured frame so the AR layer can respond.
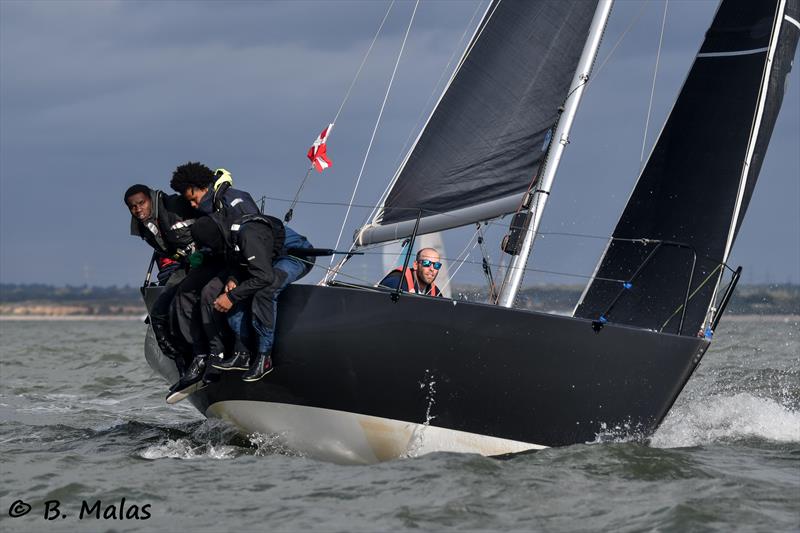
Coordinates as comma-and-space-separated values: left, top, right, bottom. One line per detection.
170, 162, 215, 194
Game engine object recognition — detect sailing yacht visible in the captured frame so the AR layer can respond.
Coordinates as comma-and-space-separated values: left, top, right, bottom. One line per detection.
143, 0, 799, 464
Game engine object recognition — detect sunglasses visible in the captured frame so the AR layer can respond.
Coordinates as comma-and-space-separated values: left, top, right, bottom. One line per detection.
418, 259, 442, 270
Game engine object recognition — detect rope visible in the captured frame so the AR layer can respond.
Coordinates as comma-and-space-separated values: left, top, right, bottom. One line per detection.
640, 0, 668, 165
332, 1, 395, 128
285, 1, 395, 223
365, 0, 499, 228
329, 0, 421, 268
659, 262, 721, 332
437, 228, 481, 293
590, 0, 650, 86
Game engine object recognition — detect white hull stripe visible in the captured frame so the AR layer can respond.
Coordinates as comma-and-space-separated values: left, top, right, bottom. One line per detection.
697, 46, 769, 58
206, 400, 545, 464
786, 15, 800, 31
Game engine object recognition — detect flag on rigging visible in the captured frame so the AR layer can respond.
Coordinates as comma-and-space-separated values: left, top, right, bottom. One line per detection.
307, 123, 334, 173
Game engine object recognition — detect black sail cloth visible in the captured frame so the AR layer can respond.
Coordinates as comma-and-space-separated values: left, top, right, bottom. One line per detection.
575, 0, 800, 335
359, 0, 598, 244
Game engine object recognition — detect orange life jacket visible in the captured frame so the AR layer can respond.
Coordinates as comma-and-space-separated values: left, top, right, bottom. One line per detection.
392, 267, 441, 296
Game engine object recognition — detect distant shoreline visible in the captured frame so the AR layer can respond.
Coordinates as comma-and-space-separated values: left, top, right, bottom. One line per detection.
0, 315, 144, 321
1, 314, 796, 323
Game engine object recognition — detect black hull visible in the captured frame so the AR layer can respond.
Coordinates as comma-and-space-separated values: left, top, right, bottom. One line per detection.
145, 284, 708, 454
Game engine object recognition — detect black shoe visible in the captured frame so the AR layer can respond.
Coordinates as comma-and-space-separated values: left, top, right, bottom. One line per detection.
182, 354, 207, 383
166, 379, 207, 404
166, 354, 206, 398
212, 351, 251, 371
168, 378, 183, 393
174, 356, 188, 379
202, 364, 221, 385
207, 352, 224, 367
242, 353, 273, 382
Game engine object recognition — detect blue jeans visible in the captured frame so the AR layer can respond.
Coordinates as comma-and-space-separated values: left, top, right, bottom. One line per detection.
227, 229, 311, 354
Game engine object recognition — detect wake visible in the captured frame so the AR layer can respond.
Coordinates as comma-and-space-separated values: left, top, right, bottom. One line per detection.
651, 392, 800, 448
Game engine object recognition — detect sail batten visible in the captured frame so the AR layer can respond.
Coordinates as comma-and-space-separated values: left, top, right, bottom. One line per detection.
356, 0, 599, 246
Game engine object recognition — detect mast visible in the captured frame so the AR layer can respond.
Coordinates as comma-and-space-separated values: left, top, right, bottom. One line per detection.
497, 0, 613, 308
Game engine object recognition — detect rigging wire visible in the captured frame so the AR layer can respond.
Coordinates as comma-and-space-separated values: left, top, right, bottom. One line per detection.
329, 0, 421, 270
659, 263, 722, 332
389, 0, 486, 173
363, 0, 499, 228
475, 222, 498, 301
354, 0, 486, 241
332, 2, 395, 128
437, 228, 481, 293
284, 1, 395, 222
640, 0, 669, 165
589, 0, 650, 86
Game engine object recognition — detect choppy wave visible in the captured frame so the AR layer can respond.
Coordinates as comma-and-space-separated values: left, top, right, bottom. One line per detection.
652, 393, 800, 447
139, 438, 239, 460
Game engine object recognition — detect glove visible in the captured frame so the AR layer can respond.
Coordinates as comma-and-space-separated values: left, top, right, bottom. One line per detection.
188, 251, 204, 269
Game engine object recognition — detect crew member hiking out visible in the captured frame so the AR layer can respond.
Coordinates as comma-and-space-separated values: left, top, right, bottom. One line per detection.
164, 162, 263, 400
171, 161, 260, 220
124, 184, 198, 376
190, 212, 314, 384
379, 247, 444, 297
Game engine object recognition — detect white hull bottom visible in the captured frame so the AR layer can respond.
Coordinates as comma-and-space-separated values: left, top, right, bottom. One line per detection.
206, 400, 546, 464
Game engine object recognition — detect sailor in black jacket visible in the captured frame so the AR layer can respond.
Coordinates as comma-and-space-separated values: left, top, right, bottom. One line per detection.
125, 184, 198, 373
165, 162, 264, 400
126, 184, 197, 283
191, 212, 313, 383
170, 161, 260, 221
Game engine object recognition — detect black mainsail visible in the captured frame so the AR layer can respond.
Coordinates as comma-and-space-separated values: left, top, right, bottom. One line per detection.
356, 0, 599, 246
575, 0, 799, 335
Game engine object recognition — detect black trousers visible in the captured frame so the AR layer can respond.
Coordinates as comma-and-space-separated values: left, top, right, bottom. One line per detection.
199, 273, 254, 356
169, 260, 224, 358
150, 269, 189, 365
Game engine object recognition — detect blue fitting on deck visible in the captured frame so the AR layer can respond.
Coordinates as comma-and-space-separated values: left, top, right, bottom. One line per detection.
704, 326, 713, 340
623, 281, 633, 290
599, 315, 608, 324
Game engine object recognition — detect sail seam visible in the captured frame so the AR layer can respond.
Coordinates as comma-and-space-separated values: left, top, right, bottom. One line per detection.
697, 46, 769, 58
785, 14, 800, 30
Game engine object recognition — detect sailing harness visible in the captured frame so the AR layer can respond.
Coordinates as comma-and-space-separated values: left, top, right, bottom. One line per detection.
226, 214, 286, 261
392, 267, 441, 296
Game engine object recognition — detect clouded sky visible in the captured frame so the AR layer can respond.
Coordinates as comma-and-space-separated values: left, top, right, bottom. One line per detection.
1, 0, 798, 288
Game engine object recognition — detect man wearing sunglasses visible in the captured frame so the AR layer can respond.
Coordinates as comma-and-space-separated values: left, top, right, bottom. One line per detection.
379, 248, 443, 297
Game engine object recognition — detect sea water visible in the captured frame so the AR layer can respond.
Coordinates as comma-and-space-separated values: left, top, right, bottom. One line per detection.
0, 317, 798, 532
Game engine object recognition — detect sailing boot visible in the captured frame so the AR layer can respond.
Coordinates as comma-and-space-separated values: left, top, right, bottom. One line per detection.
173, 354, 188, 379
211, 351, 251, 371
242, 352, 273, 382
202, 362, 221, 385
166, 354, 208, 404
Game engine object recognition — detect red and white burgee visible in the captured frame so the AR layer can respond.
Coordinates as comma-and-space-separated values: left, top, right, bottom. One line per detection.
307, 123, 334, 172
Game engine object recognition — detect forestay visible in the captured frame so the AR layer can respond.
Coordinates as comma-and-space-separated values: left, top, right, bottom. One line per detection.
575, 0, 800, 335
356, 0, 599, 246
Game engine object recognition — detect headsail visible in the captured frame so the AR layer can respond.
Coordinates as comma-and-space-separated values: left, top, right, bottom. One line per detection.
356, 0, 599, 246
575, 0, 799, 335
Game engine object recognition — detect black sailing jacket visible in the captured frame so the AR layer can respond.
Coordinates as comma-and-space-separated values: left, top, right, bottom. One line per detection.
197, 181, 260, 222
130, 189, 198, 258
213, 213, 287, 304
